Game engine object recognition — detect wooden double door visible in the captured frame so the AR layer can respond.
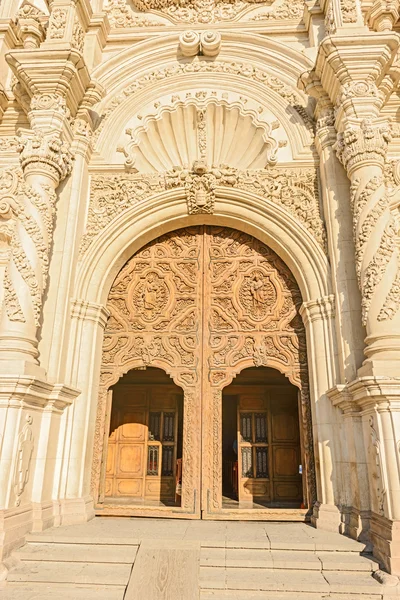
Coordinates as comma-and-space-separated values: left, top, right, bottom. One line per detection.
99, 226, 311, 516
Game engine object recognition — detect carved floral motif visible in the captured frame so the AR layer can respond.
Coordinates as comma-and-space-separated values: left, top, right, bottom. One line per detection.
47, 8, 67, 39
105, 0, 287, 25
81, 166, 324, 253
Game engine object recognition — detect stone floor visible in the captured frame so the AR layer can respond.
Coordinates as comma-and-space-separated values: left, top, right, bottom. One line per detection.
1, 518, 400, 599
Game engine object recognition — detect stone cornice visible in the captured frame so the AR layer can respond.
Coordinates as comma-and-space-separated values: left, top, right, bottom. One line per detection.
5, 48, 91, 120
0, 375, 79, 412
299, 32, 399, 123
329, 376, 400, 412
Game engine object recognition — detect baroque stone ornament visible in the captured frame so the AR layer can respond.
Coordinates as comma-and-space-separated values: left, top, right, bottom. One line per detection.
335, 120, 400, 326
0, 132, 73, 329
106, 0, 276, 25
94, 60, 312, 145
93, 227, 315, 514
13, 415, 34, 506
117, 96, 282, 172
81, 165, 324, 253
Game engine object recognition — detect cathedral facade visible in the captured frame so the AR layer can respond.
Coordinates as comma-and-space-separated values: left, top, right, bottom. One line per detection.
0, 0, 400, 578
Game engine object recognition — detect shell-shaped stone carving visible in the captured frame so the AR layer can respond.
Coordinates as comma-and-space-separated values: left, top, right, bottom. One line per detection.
118, 98, 281, 172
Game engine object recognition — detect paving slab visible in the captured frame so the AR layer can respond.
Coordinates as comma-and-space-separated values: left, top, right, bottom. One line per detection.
124, 539, 200, 600
200, 566, 226, 589
225, 567, 330, 592
200, 547, 225, 567
317, 551, 378, 572
271, 550, 321, 570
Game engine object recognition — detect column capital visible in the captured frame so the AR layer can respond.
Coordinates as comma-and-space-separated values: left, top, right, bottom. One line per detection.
71, 299, 110, 328
299, 32, 400, 124
300, 294, 336, 325
17, 131, 73, 183
334, 118, 392, 174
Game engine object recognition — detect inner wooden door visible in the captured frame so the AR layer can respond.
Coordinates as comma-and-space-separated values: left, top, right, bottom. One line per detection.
105, 376, 182, 504
228, 378, 303, 507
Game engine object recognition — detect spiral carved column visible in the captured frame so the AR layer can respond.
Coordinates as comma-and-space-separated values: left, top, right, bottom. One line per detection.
0, 133, 72, 368
334, 119, 400, 375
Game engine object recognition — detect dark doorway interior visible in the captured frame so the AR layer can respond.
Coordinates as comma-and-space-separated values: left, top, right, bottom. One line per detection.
222, 395, 238, 500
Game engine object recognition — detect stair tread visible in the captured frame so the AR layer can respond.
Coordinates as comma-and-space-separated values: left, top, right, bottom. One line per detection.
15, 542, 138, 563
7, 561, 132, 586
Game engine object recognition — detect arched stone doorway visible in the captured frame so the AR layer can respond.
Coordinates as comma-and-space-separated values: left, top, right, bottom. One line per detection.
92, 226, 315, 519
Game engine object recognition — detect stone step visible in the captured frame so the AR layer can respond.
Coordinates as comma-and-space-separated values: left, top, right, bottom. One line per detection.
7, 561, 132, 586
14, 542, 138, 563
199, 567, 393, 596
200, 592, 396, 600
0, 583, 126, 600
200, 547, 378, 572
25, 533, 141, 545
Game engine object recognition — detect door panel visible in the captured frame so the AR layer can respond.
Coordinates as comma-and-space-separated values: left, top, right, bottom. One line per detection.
100, 227, 308, 516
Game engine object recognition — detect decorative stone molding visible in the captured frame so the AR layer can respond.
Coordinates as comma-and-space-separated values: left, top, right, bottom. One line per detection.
179, 31, 200, 56
179, 30, 221, 57
367, 0, 400, 31
80, 165, 325, 254
15, 0, 48, 49
107, 0, 277, 25
117, 95, 283, 172
94, 60, 312, 145
105, 0, 165, 27
165, 161, 238, 214
17, 132, 73, 182
333, 120, 399, 328
251, 0, 304, 21
334, 119, 391, 173
13, 415, 34, 507
47, 8, 67, 40
200, 31, 221, 56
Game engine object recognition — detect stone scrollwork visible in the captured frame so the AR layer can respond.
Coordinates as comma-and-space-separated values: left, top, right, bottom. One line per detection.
107, 0, 276, 25
335, 120, 400, 326
81, 165, 325, 254
0, 132, 73, 328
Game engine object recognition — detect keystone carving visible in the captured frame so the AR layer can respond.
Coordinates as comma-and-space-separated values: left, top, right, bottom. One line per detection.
179, 30, 222, 57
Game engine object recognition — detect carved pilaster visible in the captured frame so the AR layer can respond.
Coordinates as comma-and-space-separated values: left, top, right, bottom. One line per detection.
299, 33, 400, 375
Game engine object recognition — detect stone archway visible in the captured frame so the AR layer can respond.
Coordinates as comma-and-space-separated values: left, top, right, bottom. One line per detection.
91, 225, 316, 519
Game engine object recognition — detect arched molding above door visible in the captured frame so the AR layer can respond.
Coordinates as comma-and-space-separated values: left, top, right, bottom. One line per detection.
75, 187, 331, 307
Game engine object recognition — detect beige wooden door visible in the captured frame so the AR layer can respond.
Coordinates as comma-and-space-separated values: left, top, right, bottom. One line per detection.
105, 384, 180, 502
236, 387, 302, 507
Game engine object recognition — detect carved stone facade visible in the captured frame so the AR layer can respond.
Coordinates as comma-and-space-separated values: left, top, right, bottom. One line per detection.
0, 0, 400, 581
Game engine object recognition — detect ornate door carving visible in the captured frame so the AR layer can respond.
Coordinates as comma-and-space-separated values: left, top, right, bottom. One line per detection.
92, 226, 315, 518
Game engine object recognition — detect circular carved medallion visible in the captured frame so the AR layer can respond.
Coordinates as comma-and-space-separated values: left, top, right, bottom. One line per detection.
131, 271, 169, 321
238, 269, 278, 321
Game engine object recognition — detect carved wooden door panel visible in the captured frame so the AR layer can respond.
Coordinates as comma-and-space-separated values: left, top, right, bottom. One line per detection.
96, 225, 314, 518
